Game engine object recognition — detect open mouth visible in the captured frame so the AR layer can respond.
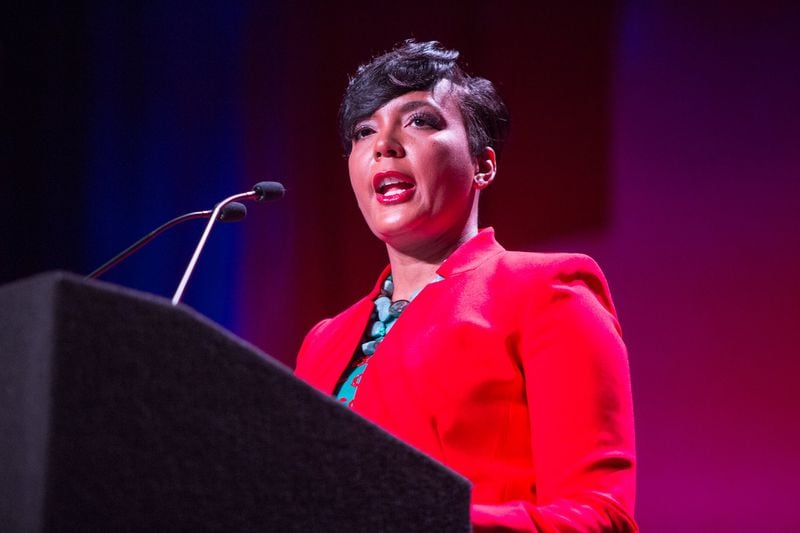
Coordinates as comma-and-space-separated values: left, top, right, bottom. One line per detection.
377, 177, 414, 196
373, 171, 416, 204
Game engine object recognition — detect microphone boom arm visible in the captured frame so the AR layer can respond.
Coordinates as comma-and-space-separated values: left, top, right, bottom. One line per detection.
171, 189, 260, 305
87, 210, 214, 281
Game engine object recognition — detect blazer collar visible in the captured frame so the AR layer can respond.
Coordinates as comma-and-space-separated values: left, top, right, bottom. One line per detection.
436, 227, 505, 277
315, 228, 503, 393
368, 227, 504, 294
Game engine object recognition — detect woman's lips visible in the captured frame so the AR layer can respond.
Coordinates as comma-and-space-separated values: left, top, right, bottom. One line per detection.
373, 171, 416, 205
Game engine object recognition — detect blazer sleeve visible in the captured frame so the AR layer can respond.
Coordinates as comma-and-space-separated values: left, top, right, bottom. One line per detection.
472, 261, 637, 532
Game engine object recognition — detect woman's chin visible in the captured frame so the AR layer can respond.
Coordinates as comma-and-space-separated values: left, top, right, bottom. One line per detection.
370, 220, 413, 244
367, 208, 415, 234
370, 218, 461, 255
368, 216, 421, 245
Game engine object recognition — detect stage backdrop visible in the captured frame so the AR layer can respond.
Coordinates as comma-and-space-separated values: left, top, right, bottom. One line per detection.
3, 2, 798, 531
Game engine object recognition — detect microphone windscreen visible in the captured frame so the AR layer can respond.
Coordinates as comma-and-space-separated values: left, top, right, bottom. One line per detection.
253, 181, 286, 202
219, 202, 247, 222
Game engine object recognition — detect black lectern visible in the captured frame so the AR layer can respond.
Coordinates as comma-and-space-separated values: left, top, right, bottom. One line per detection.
0, 272, 470, 532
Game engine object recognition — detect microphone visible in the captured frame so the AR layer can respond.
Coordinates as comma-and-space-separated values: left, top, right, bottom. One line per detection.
171, 181, 286, 305
253, 181, 286, 202
86, 202, 248, 281
219, 202, 248, 222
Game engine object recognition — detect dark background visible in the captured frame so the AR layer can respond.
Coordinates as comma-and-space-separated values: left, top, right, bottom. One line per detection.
3, 2, 799, 530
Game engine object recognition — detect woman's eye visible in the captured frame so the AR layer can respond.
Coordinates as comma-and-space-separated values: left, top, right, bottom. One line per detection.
408, 112, 441, 129
352, 126, 375, 140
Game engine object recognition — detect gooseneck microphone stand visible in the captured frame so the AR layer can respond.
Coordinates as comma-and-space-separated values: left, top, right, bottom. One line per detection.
86, 203, 247, 281
171, 182, 285, 305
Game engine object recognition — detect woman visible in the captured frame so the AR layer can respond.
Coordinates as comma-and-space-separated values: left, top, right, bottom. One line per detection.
295, 40, 637, 532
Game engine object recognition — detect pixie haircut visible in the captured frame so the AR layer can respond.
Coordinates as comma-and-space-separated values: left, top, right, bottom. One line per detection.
339, 40, 510, 158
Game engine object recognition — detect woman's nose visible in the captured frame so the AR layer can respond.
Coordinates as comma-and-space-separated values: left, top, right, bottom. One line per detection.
374, 131, 405, 159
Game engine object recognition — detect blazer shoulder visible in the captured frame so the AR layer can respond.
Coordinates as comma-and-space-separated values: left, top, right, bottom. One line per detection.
495, 250, 617, 316
497, 249, 606, 280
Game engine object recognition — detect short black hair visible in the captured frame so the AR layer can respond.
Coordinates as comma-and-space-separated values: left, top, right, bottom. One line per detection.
339, 39, 510, 158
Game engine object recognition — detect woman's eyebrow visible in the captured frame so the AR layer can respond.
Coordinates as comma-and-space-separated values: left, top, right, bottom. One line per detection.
355, 100, 441, 126
397, 100, 439, 114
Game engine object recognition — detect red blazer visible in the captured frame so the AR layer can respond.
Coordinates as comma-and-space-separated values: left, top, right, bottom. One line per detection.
295, 229, 637, 532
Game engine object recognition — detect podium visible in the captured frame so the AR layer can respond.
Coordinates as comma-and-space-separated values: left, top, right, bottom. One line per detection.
0, 272, 471, 532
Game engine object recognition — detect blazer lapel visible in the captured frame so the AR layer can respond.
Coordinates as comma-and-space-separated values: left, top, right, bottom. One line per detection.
314, 297, 375, 394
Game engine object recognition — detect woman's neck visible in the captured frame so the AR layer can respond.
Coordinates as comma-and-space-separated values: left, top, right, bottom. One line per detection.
385, 225, 477, 301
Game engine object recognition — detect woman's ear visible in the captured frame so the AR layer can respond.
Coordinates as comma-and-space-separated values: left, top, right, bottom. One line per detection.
473, 147, 497, 190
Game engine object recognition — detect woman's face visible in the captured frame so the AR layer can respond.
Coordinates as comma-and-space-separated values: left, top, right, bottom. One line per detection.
348, 80, 485, 251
